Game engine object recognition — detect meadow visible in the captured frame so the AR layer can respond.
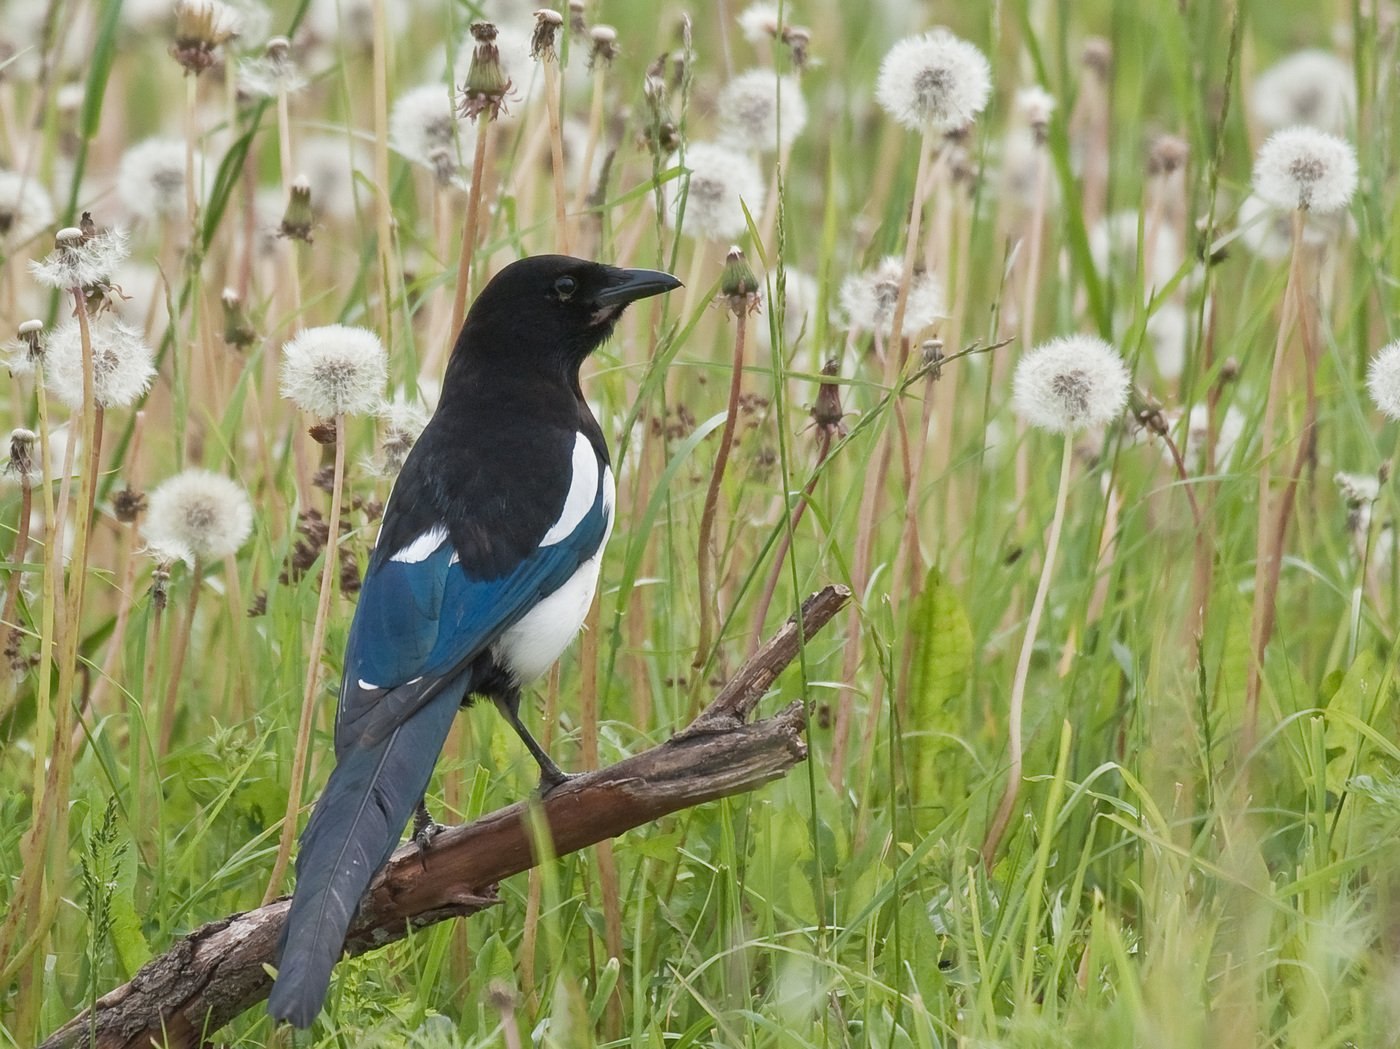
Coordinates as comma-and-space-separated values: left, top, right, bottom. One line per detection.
2, 0, 1400, 1045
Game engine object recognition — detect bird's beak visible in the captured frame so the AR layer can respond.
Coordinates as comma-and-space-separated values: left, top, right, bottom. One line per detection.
595, 268, 683, 307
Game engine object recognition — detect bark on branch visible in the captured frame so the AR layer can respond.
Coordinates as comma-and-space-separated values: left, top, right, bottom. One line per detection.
40, 585, 850, 1049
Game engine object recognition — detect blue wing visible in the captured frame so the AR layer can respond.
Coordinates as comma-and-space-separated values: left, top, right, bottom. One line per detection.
334, 469, 610, 754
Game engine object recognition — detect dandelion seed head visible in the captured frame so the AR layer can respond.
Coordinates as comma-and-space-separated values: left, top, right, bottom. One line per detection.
0, 171, 54, 250
1012, 335, 1130, 434
1013, 85, 1055, 135
1367, 340, 1400, 421
29, 226, 130, 290
238, 37, 307, 97
1253, 126, 1357, 214
1335, 470, 1380, 506
664, 142, 765, 241
376, 393, 431, 476
143, 469, 253, 562
298, 134, 370, 221
44, 316, 156, 410
118, 138, 200, 222
1252, 50, 1355, 135
717, 69, 808, 154
839, 256, 945, 339
391, 83, 474, 187
875, 29, 992, 133
737, 2, 781, 43
281, 323, 387, 418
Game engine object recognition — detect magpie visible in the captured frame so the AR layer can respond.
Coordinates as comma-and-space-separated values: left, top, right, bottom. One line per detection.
267, 255, 680, 1028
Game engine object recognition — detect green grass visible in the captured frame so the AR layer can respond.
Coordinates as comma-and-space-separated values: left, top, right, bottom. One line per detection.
3, 0, 1400, 1046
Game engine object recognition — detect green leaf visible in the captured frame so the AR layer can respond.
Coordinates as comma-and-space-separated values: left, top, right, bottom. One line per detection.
908, 566, 973, 715
1325, 650, 1384, 795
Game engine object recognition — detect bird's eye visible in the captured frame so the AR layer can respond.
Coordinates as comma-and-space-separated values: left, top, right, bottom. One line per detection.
554, 276, 577, 300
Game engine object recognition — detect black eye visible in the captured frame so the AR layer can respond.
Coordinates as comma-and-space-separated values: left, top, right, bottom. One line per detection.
554, 276, 577, 300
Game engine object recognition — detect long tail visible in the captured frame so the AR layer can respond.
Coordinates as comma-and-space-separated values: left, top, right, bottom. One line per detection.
267, 686, 461, 1027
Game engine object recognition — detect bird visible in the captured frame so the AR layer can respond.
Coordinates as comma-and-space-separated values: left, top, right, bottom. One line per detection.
267, 255, 681, 1027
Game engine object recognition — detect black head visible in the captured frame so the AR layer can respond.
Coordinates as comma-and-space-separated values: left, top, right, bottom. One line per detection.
451, 255, 681, 377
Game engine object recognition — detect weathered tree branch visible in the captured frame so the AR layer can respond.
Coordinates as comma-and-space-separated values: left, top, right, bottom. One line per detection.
39, 585, 850, 1049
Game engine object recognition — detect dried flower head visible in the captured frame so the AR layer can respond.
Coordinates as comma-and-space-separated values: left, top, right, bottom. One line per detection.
665, 142, 765, 241
1367, 340, 1400, 421
377, 394, 431, 476
875, 29, 992, 133
0, 171, 54, 251
839, 256, 945, 339
30, 224, 130, 290
782, 25, 811, 70
12, 319, 45, 375
1012, 335, 1131, 434
238, 36, 306, 97
588, 25, 618, 68
1014, 85, 1055, 142
118, 138, 200, 222
391, 83, 474, 187
143, 469, 253, 562
171, 0, 240, 75
737, 2, 780, 44
1252, 50, 1355, 135
221, 288, 257, 349
460, 22, 513, 120
530, 8, 563, 60
281, 323, 388, 418
44, 315, 156, 410
1252, 126, 1357, 214
720, 246, 762, 316
1148, 134, 1189, 177
568, 0, 586, 36
1081, 37, 1112, 79
6, 429, 40, 487
717, 70, 808, 154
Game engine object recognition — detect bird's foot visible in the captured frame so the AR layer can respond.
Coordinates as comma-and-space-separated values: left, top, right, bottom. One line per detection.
412, 801, 445, 867
536, 767, 581, 798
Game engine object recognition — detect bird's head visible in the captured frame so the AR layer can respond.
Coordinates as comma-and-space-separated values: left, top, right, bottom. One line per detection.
453, 255, 681, 376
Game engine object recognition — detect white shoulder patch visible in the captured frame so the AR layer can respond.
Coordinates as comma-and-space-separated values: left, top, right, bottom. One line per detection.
390, 523, 449, 564
540, 433, 600, 547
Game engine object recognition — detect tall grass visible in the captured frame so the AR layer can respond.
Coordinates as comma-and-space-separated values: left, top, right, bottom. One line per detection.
2, 0, 1400, 1046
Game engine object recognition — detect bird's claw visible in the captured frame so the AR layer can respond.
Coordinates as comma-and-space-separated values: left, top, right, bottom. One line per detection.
537, 769, 580, 798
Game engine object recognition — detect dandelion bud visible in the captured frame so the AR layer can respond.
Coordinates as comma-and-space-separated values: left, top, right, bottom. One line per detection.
1011, 335, 1131, 434
1148, 134, 1189, 177
588, 25, 618, 69
6, 429, 38, 487
460, 23, 511, 121
665, 142, 765, 241
875, 28, 992, 133
143, 469, 253, 562
720, 246, 761, 316
1220, 357, 1240, 382
281, 323, 388, 418
1367, 340, 1400, 421
782, 26, 811, 70
279, 176, 314, 242
171, 0, 240, 76
220, 288, 257, 350
568, 0, 586, 36
530, 9, 564, 61
1252, 126, 1357, 214
811, 358, 847, 437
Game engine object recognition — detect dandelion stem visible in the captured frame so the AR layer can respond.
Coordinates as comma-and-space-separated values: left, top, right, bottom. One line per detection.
450, 114, 492, 337
981, 434, 1074, 867
265, 413, 347, 904
542, 57, 570, 255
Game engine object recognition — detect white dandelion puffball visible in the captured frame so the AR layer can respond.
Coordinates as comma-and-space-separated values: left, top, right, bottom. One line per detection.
390, 83, 474, 181
1367, 341, 1400, 421
1235, 192, 1349, 261
717, 70, 808, 154
1012, 335, 1130, 434
143, 469, 253, 562
43, 316, 156, 410
1251, 50, 1355, 135
665, 142, 766, 241
29, 226, 130, 290
0, 171, 55, 250
1013, 85, 1056, 129
839, 256, 945, 339
875, 28, 992, 132
298, 134, 370, 221
118, 138, 202, 222
281, 323, 387, 418
737, 2, 780, 44
1252, 126, 1357, 214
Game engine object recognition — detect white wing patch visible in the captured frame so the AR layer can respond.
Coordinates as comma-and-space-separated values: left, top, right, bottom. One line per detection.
539, 433, 600, 547
357, 678, 381, 690
390, 523, 449, 564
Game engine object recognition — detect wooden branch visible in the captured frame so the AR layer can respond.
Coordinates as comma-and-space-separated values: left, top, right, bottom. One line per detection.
40, 585, 849, 1049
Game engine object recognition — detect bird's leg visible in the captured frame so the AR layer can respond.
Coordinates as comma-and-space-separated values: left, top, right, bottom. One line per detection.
493, 688, 577, 795
412, 798, 445, 857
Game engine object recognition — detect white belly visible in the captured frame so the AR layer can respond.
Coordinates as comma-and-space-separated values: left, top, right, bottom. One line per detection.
492, 552, 603, 683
